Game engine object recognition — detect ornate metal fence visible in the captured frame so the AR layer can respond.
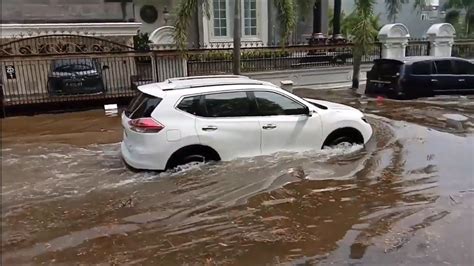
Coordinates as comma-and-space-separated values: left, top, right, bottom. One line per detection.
0, 35, 184, 116
452, 39, 474, 58
1, 34, 472, 116
406, 38, 430, 56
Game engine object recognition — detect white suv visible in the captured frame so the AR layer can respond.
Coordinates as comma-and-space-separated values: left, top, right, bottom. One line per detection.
121, 75, 372, 171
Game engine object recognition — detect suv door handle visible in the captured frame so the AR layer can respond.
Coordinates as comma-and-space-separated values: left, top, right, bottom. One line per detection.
202, 125, 218, 131
459, 79, 466, 82
262, 124, 277, 130
431, 79, 438, 82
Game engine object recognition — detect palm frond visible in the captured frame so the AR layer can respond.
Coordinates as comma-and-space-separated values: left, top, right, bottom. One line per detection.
385, 0, 408, 23
352, 0, 377, 53
174, 0, 210, 51
273, 0, 297, 46
413, 0, 427, 10
295, 0, 312, 19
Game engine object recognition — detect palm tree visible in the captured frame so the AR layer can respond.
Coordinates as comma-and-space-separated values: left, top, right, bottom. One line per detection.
445, 0, 473, 37
414, 0, 473, 37
174, 0, 298, 75
351, 0, 378, 89
339, 9, 379, 39
385, 0, 408, 23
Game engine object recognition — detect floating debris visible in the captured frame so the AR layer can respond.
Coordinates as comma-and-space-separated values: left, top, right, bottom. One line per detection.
104, 104, 118, 117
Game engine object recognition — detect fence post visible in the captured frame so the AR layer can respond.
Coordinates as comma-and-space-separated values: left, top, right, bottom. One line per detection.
151, 53, 159, 82
426, 23, 456, 57
377, 23, 410, 59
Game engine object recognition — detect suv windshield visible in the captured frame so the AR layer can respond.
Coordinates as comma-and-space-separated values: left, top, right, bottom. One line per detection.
125, 93, 162, 119
371, 59, 403, 77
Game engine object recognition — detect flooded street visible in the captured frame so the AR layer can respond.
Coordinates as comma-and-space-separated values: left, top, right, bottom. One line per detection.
2, 89, 474, 265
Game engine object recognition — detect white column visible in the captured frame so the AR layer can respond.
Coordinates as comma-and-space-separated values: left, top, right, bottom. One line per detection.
426, 23, 456, 57
377, 23, 410, 59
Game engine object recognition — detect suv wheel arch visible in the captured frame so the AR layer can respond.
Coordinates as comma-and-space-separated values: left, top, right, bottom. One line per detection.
322, 127, 364, 148
166, 145, 221, 170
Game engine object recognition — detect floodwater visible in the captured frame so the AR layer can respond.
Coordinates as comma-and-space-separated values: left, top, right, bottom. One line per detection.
1, 89, 473, 265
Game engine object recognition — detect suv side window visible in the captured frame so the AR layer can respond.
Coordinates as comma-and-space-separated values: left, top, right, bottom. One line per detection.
204, 92, 252, 117
412, 61, 432, 75
254, 91, 307, 116
453, 60, 474, 75
177, 95, 201, 116
435, 60, 454, 74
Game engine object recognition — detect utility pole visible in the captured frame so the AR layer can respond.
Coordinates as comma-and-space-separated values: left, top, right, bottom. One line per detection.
233, 0, 241, 75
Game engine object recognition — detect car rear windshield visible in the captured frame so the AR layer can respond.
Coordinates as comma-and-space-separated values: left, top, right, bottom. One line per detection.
372, 60, 403, 77
125, 93, 162, 119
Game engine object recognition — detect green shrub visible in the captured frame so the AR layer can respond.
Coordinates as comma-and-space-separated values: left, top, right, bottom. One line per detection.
188, 49, 291, 61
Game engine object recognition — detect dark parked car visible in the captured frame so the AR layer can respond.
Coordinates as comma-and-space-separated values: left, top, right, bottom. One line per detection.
48, 58, 106, 96
365, 56, 474, 99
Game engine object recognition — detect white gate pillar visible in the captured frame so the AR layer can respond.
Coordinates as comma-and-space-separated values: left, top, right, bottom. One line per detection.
426, 23, 456, 57
377, 23, 410, 59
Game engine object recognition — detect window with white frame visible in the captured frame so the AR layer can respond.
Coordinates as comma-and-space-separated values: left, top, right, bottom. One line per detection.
243, 0, 257, 36
205, 0, 267, 44
213, 0, 228, 37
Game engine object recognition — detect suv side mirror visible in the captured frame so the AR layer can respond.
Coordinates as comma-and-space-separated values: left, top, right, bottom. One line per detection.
305, 107, 312, 117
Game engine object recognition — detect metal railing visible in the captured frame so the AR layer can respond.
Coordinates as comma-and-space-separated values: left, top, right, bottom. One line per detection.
452, 39, 474, 58
1, 34, 472, 116
406, 38, 430, 57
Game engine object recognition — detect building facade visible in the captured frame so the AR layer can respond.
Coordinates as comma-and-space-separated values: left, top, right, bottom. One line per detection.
1, 0, 323, 47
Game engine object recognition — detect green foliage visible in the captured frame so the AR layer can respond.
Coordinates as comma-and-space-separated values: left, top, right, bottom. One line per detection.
351, 0, 377, 89
414, 0, 474, 37
174, 0, 297, 50
273, 0, 297, 46
385, 0, 408, 23
445, 0, 474, 37
133, 31, 152, 51
188, 49, 291, 61
352, 0, 377, 50
174, 0, 207, 51
327, 4, 379, 40
295, 0, 313, 20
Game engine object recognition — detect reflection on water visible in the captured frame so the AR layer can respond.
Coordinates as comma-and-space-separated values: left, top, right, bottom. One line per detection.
2, 90, 474, 265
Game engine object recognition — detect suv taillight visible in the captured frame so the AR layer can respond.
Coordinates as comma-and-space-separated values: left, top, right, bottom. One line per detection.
128, 118, 164, 133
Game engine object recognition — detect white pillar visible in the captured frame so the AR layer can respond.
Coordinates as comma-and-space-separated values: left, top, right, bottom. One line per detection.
426, 23, 456, 57
377, 23, 410, 59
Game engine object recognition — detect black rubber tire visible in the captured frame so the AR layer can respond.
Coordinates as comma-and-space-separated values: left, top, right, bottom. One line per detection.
168, 153, 208, 170
323, 129, 364, 149
325, 135, 355, 147
180, 154, 206, 165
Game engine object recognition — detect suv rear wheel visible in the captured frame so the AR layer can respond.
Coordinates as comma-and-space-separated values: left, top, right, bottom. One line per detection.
166, 145, 221, 170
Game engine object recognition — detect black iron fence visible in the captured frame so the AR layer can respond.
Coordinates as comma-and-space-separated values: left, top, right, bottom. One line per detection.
0, 52, 185, 110
406, 38, 430, 56
1, 34, 473, 116
452, 39, 474, 58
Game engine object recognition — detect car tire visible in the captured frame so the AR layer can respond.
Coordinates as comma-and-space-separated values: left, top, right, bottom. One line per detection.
180, 154, 206, 165
322, 129, 364, 149
325, 135, 355, 147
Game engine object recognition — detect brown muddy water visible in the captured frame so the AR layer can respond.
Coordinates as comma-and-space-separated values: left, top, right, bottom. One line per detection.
2, 89, 474, 265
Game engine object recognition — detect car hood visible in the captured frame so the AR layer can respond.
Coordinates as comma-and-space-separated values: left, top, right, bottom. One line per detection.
303, 98, 357, 111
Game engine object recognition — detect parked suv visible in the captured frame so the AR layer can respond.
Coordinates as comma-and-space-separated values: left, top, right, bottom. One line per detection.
365, 56, 474, 99
48, 58, 105, 96
121, 75, 373, 171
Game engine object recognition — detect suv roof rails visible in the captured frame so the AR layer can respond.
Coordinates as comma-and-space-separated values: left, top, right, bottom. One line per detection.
166, 75, 249, 83
162, 81, 267, 91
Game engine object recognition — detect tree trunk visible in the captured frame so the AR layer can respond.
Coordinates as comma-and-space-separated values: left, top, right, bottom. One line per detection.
233, 0, 241, 75
352, 50, 362, 89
